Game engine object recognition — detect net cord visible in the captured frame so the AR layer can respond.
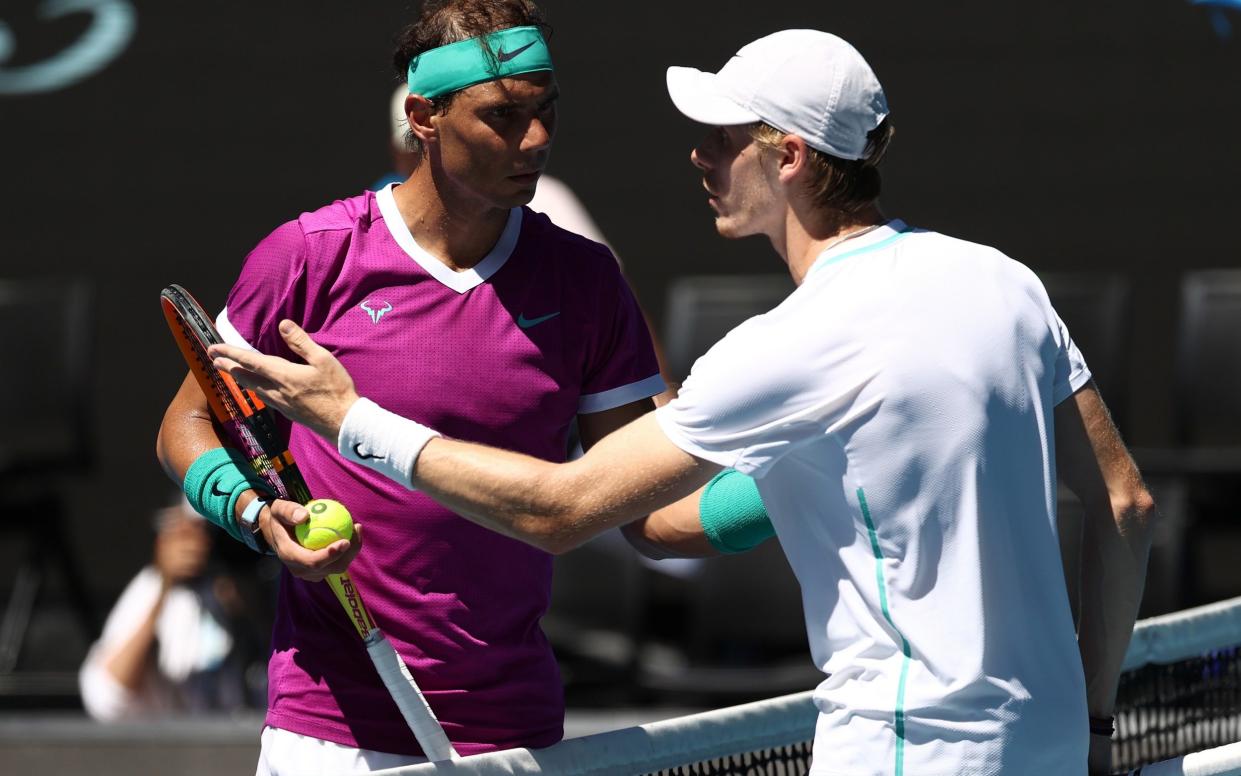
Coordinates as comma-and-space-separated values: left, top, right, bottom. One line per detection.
1124, 595, 1241, 671
378, 691, 816, 776
1124, 741, 1241, 776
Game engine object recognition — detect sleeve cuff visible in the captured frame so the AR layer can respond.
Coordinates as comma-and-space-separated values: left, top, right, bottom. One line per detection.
578, 373, 666, 414
653, 404, 747, 471
1053, 366, 1093, 406
215, 308, 258, 351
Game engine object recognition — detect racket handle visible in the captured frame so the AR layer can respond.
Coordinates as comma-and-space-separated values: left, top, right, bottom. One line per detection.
365, 630, 458, 762
326, 573, 375, 638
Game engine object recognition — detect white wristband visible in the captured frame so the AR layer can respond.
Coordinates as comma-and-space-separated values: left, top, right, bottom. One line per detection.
338, 397, 441, 489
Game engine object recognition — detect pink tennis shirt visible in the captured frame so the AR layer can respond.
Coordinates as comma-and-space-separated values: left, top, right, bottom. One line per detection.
219, 184, 663, 756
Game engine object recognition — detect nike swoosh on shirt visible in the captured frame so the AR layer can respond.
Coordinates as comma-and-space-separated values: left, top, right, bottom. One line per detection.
516, 311, 560, 329
496, 41, 536, 62
353, 442, 386, 461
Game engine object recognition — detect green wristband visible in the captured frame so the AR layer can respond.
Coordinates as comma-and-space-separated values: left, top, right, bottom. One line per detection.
183, 448, 273, 545
699, 468, 774, 554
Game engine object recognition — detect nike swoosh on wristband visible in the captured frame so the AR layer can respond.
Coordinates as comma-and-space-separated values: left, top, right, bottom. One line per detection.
353, 442, 386, 461
496, 40, 536, 62
516, 311, 560, 329
212, 482, 231, 497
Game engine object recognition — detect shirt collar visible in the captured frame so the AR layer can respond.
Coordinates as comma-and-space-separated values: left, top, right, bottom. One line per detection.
376, 183, 522, 294
807, 219, 910, 278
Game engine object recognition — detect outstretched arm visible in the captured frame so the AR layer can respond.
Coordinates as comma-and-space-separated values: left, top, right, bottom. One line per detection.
210, 321, 722, 555
577, 401, 722, 559
415, 412, 719, 554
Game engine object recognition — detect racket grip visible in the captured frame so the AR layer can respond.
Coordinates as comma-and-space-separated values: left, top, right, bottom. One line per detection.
364, 629, 458, 762
326, 573, 375, 638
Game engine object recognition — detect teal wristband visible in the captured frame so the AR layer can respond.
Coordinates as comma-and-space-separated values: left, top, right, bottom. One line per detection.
699, 469, 774, 554
183, 448, 273, 546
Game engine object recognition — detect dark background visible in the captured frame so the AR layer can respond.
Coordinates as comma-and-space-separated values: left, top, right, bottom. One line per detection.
1, 0, 1238, 607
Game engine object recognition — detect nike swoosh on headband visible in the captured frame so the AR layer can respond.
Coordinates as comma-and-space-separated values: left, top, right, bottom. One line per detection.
497, 40, 536, 63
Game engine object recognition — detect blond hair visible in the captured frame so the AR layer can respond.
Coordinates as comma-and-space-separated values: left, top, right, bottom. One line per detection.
750, 119, 894, 214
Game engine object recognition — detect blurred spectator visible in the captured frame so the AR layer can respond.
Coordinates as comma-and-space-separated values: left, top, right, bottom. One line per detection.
79, 496, 261, 720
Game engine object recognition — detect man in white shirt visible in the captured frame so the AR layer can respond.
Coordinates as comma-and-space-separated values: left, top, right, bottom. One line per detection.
208, 29, 1156, 776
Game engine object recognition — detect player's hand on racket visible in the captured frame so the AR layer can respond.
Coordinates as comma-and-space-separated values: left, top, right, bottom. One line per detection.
259, 498, 364, 582
208, 320, 359, 442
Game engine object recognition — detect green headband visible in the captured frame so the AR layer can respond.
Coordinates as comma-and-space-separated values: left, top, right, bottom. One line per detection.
407, 26, 553, 99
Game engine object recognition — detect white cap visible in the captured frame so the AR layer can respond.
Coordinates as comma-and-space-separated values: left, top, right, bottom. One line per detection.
666, 30, 888, 161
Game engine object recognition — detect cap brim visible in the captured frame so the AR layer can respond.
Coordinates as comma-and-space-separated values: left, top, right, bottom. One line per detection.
666, 66, 760, 126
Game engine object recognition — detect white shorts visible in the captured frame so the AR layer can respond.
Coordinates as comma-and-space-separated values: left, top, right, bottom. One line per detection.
256, 726, 429, 775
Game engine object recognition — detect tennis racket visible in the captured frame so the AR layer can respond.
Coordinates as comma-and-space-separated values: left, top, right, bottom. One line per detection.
160, 283, 457, 762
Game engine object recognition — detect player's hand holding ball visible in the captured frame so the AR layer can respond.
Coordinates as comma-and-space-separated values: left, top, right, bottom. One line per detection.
261, 497, 363, 582
296, 499, 355, 550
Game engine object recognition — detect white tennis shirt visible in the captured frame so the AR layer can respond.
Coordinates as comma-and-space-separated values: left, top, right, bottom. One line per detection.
656, 221, 1093, 775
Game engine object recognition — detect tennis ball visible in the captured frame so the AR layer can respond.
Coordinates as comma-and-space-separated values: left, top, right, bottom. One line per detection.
295, 499, 354, 550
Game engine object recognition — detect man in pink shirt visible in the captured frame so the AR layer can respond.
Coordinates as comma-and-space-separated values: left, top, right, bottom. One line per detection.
157, 1, 694, 771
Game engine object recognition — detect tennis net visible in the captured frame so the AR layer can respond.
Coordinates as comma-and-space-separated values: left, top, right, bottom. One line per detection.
1114, 596, 1241, 771
387, 597, 1241, 776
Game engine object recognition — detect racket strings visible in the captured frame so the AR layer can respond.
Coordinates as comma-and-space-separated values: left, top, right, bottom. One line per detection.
173, 294, 312, 505
229, 384, 313, 504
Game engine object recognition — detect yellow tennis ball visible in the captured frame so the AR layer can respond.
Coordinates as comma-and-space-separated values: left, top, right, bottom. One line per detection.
295, 499, 354, 550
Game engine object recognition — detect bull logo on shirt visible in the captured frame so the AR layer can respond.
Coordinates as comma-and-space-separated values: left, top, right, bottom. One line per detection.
360, 300, 393, 324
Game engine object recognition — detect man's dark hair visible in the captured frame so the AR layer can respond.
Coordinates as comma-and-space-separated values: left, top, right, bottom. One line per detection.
751, 119, 895, 214
392, 0, 552, 155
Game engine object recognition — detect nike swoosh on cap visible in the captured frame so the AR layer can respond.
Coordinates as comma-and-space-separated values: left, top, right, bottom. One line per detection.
353, 442, 386, 461
496, 40, 536, 63
516, 311, 560, 329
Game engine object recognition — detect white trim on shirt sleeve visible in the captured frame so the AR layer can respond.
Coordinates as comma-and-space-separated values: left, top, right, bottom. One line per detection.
215, 308, 258, 351
1054, 365, 1094, 406
1050, 309, 1093, 406
653, 404, 747, 471
577, 373, 666, 414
